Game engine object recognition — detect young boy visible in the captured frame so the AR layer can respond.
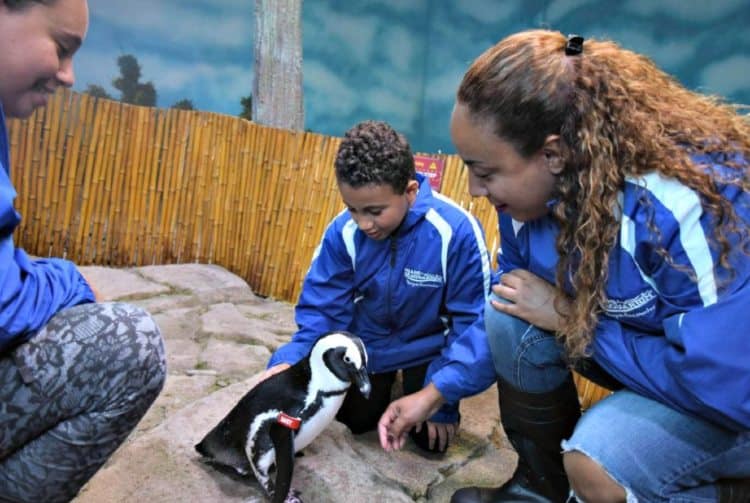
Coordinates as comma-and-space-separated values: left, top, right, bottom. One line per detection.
265, 120, 493, 453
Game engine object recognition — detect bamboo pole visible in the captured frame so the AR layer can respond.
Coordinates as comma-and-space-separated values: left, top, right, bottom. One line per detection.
87, 98, 119, 264
148, 108, 171, 264
129, 106, 154, 264
202, 113, 222, 264
58, 92, 87, 258
216, 114, 241, 268
105, 101, 130, 264
66, 96, 94, 261
28, 106, 47, 252
241, 123, 269, 287
8, 111, 32, 248
40, 90, 65, 256
267, 129, 300, 297
74, 98, 109, 261
226, 115, 246, 267
255, 128, 286, 295
181, 111, 204, 261
192, 113, 212, 262
160, 108, 185, 263
282, 132, 314, 298
141, 108, 167, 264
173, 110, 193, 262
174, 110, 198, 263
237, 121, 263, 282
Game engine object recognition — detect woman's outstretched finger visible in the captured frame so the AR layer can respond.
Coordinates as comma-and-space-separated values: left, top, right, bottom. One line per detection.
378, 405, 405, 451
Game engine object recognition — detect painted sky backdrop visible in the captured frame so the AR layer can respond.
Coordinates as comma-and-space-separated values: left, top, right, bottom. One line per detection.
76, 0, 750, 153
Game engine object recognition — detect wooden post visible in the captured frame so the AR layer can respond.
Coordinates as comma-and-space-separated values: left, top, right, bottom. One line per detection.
253, 0, 304, 131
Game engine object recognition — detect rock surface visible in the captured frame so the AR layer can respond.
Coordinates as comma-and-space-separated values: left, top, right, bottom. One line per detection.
73, 264, 515, 503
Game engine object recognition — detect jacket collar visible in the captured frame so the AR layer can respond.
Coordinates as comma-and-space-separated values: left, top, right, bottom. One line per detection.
396, 173, 434, 235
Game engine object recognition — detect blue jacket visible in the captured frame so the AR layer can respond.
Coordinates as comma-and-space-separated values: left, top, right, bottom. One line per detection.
269, 174, 494, 422
434, 153, 750, 432
0, 103, 95, 354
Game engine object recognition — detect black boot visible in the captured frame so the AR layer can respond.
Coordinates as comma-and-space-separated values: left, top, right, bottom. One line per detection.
451, 376, 581, 503
718, 477, 750, 503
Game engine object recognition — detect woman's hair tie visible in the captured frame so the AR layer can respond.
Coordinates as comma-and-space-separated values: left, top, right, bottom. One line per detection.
565, 34, 584, 56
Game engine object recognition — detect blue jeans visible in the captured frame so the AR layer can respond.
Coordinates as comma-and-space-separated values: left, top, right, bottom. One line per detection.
485, 293, 750, 502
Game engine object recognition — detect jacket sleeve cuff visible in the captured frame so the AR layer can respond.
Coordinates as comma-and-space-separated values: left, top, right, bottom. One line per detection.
431, 360, 496, 404
268, 343, 304, 368
428, 402, 460, 424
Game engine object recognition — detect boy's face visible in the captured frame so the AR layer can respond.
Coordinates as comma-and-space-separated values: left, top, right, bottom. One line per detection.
0, 0, 89, 118
338, 180, 418, 240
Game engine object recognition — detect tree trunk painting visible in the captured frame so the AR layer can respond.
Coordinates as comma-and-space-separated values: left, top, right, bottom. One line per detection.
253, 0, 304, 131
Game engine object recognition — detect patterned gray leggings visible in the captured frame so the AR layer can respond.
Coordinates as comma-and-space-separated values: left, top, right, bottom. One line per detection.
0, 302, 166, 502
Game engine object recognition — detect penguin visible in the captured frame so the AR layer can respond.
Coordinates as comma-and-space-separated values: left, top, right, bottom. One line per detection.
195, 331, 371, 503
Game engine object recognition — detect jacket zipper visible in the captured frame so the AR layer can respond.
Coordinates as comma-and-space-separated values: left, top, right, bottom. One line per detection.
387, 233, 398, 327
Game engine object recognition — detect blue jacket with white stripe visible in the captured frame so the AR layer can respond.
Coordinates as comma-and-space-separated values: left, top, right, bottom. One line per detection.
431, 153, 750, 431
269, 174, 494, 423
0, 104, 95, 354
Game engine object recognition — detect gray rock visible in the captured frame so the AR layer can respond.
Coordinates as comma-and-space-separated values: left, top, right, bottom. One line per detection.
73, 265, 512, 502
78, 265, 171, 300
201, 338, 270, 380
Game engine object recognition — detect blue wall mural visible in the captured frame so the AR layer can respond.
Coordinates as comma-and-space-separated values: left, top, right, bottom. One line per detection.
76, 0, 750, 154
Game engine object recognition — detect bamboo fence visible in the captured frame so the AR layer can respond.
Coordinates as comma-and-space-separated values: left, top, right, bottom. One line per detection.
7, 89, 500, 300
7, 89, 609, 407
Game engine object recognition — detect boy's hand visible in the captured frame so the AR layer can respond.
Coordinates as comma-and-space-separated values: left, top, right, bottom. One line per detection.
257, 363, 291, 382
420, 420, 458, 452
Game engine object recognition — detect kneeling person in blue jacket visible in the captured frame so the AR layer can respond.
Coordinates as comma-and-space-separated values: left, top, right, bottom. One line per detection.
265, 120, 493, 453
0, 2, 166, 501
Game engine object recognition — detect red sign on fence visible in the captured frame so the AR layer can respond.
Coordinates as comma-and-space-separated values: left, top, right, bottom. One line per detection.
414, 155, 445, 192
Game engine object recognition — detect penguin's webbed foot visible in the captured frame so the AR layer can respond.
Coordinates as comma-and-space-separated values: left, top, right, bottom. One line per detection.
283, 488, 303, 503
269, 487, 302, 503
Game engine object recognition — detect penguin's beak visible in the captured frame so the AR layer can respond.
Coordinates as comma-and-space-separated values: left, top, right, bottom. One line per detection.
352, 367, 371, 399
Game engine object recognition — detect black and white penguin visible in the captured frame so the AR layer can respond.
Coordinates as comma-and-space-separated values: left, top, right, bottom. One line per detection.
195, 331, 370, 503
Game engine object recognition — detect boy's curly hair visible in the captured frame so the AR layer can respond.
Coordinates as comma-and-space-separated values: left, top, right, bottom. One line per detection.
458, 29, 750, 360
335, 120, 415, 194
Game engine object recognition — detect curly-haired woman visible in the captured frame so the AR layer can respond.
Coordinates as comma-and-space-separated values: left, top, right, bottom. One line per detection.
0, 2, 166, 501
379, 30, 750, 502
265, 120, 495, 455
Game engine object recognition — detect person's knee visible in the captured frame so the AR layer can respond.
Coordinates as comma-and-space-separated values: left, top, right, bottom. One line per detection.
120, 303, 165, 373
484, 294, 522, 359
564, 451, 626, 503
486, 293, 572, 392
102, 303, 166, 409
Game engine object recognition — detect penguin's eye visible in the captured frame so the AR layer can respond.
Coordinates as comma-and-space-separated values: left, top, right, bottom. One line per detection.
343, 355, 352, 364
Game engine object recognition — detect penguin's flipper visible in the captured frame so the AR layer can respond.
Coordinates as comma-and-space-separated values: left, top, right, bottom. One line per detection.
269, 419, 297, 503
195, 426, 252, 475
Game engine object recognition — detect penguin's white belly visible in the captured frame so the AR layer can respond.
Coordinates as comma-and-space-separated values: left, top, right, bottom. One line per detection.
294, 394, 345, 450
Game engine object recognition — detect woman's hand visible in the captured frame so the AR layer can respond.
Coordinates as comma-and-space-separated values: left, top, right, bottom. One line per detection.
78, 268, 103, 301
490, 269, 570, 332
378, 383, 445, 452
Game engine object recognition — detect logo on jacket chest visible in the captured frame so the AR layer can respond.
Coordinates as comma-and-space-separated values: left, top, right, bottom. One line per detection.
403, 268, 443, 288
604, 289, 657, 319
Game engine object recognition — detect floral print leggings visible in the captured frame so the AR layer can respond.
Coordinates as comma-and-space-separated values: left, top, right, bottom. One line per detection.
0, 302, 166, 502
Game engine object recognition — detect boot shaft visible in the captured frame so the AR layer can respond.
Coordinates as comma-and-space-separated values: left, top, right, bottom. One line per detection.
450, 377, 581, 503
718, 477, 750, 503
